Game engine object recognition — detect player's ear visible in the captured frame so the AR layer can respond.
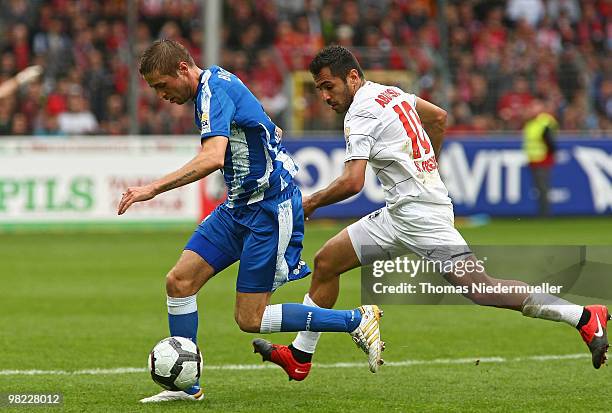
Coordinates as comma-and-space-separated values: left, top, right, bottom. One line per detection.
177, 61, 189, 74
349, 69, 359, 88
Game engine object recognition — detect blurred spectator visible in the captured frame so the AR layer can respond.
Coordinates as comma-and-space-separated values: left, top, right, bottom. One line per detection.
561, 91, 591, 130
595, 78, 612, 129
251, 81, 288, 127
558, 48, 581, 102
1, 52, 17, 77
45, 78, 69, 117
100, 94, 129, 135
0, 0, 609, 135
33, 18, 73, 79
84, 49, 113, 121
506, 0, 545, 27
577, 2, 606, 50
319, 3, 336, 43
275, 0, 306, 20
34, 113, 65, 137
498, 76, 535, 129
1, 0, 37, 28
546, 0, 581, 23
0, 98, 15, 134
57, 93, 98, 135
335, 25, 355, 47
447, 101, 476, 133
536, 16, 562, 55
10, 23, 31, 70
10, 112, 29, 134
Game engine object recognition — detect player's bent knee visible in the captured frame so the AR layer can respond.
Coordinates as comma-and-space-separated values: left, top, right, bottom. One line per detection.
313, 249, 338, 280
166, 268, 199, 297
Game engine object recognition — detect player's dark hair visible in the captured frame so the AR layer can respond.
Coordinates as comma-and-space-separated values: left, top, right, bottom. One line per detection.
309, 45, 364, 81
139, 39, 195, 77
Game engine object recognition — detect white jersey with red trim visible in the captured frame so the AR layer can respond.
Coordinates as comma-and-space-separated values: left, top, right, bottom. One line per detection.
344, 81, 451, 208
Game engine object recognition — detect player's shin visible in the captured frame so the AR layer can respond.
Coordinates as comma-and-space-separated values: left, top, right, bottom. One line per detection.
167, 295, 201, 394
521, 293, 584, 327
291, 294, 322, 362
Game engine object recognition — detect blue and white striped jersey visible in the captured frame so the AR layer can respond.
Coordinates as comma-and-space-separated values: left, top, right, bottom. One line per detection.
194, 66, 298, 208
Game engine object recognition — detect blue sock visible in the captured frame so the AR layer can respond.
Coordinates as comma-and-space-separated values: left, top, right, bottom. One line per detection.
279, 304, 361, 332
168, 311, 199, 342
167, 295, 200, 395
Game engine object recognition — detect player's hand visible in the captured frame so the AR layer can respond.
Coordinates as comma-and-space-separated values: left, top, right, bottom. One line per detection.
302, 195, 316, 219
117, 185, 157, 215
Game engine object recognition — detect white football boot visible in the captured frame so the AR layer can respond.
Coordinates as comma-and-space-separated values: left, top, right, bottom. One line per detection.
139, 389, 204, 403
350, 305, 385, 373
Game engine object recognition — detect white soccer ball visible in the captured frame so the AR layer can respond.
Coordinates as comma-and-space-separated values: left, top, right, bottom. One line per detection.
148, 336, 203, 391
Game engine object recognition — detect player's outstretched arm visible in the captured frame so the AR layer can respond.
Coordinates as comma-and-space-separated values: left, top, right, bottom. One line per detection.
117, 136, 227, 215
415, 97, 447, 157
0, 65, 42, 99
302, 159, 367, 218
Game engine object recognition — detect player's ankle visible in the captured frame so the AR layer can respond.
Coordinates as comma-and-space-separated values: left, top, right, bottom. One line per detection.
184, 384, 201, 395
288, 344, 312, 363
576, 308, 591, 330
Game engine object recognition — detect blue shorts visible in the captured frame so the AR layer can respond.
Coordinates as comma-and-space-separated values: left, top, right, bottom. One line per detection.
184, 184, 311, 293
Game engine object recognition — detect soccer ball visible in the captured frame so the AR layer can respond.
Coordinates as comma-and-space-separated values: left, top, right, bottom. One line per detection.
148, 336, 203, 391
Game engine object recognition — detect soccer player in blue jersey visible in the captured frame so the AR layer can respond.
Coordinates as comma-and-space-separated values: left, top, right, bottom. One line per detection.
117, 40, 383, 403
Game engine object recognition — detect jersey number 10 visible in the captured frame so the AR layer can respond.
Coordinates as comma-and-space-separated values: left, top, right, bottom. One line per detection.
393, 101, 431, 159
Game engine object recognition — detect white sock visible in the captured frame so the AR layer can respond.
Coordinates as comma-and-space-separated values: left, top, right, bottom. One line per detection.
167, 295, 197, 315
521, 293, 583, 327
260, 304, 283, 333
291, 294, 322, 354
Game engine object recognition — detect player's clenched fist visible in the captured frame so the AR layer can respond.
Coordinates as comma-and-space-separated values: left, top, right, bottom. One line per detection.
117, 185, 157, 215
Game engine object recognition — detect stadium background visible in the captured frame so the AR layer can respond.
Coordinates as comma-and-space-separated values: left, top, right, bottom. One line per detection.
0, 1, 611, 412
0, 0, 610, 224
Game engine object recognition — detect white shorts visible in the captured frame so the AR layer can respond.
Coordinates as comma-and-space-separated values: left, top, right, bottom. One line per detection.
347, 202, 471, 265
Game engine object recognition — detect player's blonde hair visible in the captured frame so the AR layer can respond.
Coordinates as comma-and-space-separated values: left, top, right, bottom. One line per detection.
139, 39, 195, 77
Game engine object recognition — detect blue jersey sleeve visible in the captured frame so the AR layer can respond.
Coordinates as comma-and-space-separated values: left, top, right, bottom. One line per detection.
200, 86, 236, 139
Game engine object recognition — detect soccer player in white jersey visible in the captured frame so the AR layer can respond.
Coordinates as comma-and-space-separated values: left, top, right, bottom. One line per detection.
254, 45, 609, 381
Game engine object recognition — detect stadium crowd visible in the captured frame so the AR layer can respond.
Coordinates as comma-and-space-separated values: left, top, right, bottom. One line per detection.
0, 0, 609, 136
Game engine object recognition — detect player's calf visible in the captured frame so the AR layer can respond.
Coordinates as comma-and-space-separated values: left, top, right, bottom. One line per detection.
234, 292, 270, 333
444, 261, 529, 310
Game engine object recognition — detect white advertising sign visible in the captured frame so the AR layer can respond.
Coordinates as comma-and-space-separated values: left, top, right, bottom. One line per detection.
0, 138, 201, 223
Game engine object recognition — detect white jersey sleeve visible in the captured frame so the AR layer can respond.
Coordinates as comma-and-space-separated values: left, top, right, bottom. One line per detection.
344, 81, 451, 208
405, 93, 417, 110
344, 109, 383, 161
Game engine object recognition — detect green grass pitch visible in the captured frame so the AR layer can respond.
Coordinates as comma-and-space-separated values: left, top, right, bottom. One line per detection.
0, 217, 610, 412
